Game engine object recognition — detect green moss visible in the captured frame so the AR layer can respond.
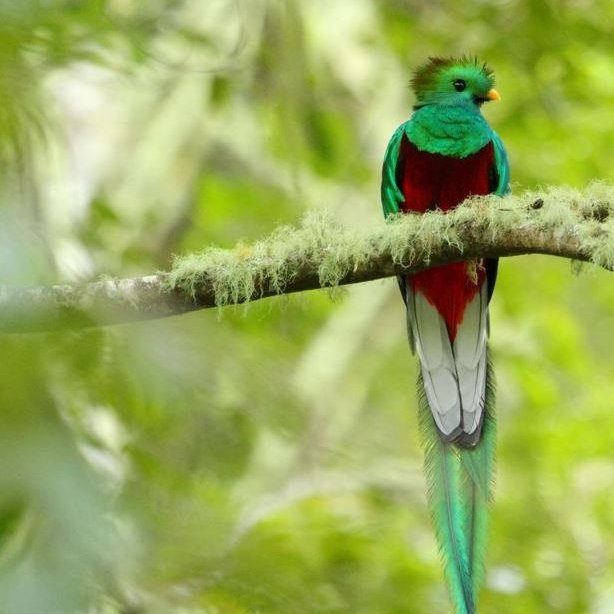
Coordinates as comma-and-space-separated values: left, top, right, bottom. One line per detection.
167, 210, 351, 306
167, 184, 614, 307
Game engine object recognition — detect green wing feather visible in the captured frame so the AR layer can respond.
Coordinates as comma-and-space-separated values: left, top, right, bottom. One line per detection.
490, 130, 510, 196
381, 122, 408, 218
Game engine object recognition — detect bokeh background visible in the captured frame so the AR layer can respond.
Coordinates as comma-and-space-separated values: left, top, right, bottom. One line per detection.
0, 1, 613, 612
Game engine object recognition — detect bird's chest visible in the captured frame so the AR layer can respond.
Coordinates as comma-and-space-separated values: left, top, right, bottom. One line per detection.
397, 137, 494, 212
396, 135, 495, 339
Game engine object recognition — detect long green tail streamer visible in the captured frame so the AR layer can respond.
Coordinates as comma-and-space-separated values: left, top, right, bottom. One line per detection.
418, 360, 496, 614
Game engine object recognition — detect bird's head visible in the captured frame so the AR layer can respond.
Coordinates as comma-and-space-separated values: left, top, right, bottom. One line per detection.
411, 56, 500, 108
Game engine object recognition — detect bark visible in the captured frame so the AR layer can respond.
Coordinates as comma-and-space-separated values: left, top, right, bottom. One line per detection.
0, 186, 612, 333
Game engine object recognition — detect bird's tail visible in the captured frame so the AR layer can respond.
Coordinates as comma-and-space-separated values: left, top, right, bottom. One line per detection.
418, 362, 496, 614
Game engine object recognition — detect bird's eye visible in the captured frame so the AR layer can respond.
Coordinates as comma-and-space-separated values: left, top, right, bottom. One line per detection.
453, 79, 466, 92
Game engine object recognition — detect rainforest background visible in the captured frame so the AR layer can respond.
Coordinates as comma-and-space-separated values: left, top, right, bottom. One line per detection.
0, 1, 612, 612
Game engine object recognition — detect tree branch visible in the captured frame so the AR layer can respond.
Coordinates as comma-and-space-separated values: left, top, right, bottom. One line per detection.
1, 184, 612, 333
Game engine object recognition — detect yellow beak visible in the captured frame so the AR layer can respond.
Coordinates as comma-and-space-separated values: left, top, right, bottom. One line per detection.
486, 88, 501, 102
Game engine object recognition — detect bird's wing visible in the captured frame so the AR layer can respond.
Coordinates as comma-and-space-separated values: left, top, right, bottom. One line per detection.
381, 122, 409, 218
382, 121, 413, 337
491, 129, 510, 196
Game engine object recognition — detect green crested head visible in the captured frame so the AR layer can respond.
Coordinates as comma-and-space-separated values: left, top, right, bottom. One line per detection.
411, 56, 500, 108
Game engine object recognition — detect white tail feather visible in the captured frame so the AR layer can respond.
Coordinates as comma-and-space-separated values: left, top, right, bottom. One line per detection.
454, 283, 489, 438
407, 283, 489, 442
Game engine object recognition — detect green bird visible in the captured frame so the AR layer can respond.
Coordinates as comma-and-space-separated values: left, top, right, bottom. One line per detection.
380, 56, 510, 613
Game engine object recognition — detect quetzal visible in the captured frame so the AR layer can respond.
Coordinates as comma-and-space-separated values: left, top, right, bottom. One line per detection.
380, 57, 509, 614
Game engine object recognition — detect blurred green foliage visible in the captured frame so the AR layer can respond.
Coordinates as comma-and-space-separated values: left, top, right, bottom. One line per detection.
0, 1, 613, 612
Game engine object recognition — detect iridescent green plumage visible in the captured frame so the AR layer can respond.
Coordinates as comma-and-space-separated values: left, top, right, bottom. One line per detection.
419, 363, 496, 614
381, 56, 509, 613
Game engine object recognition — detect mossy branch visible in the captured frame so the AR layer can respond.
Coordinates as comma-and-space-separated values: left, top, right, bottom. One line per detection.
1, 184, 612, 333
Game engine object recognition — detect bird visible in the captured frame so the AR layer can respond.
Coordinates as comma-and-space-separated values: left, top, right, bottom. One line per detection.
380, 56, 510, 614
